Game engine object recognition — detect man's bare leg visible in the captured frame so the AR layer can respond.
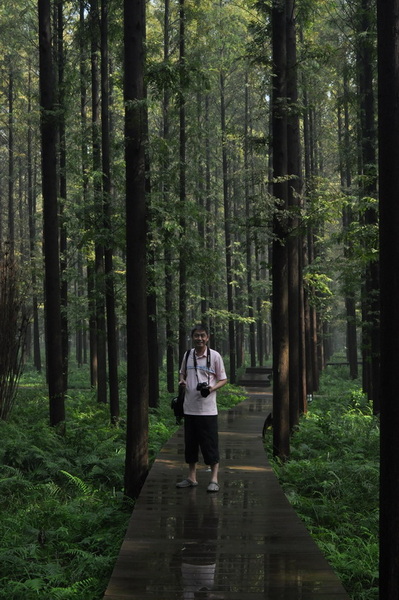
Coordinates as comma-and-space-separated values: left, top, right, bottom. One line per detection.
210, 462, 219, 483
188, 462, 197, 483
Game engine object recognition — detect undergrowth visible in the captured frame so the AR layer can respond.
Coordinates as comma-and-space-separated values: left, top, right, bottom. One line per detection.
266, 366, 379, 600
0, 365, 244, 600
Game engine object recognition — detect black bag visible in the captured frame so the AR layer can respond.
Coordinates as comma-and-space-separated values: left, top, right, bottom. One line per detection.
171, 350, 190, 424
170, 386, 185, 424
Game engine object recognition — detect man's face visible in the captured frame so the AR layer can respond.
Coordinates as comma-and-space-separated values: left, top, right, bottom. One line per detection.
192, 329, 209, 352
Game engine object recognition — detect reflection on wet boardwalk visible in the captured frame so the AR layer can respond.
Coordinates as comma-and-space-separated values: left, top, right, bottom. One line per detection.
103, 391, 350, 599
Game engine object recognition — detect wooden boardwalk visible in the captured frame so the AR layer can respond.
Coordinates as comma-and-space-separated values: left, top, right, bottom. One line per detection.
103, 390, 350, 599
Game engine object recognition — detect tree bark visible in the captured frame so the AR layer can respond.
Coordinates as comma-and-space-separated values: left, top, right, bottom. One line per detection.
90, 0, 107, 403
272, 0, 290, 459
357, 0, 379, 411
124, 0, 149, 499
244, 72, 256, 368
220, 69, 236, 384
377, 0, 399, 595
38, 0, 65, 427
101, 0, 120, 422
57, 0, 69, 392
79, 0, 92, 376
163, 0, 175, 394
338, 70, 359, 380
178, 0, 187, 362
286, 0, 303, 428
27, 63, 42, 373
8, 58, 15, 255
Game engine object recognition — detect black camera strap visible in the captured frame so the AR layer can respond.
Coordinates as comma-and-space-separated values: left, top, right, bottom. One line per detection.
193, 347, 211, 386
182, 349, 190, 378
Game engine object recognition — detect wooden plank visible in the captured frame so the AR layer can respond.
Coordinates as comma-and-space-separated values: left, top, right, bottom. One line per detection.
103, 391, 350, 599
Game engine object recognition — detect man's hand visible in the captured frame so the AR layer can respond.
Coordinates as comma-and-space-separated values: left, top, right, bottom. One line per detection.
209, 378, 228, 393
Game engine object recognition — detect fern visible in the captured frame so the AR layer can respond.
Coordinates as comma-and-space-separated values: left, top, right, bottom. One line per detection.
51, 578, 100, 600
60, 471, 93, 497
0, 369, 246, 600
268, 367, 379, 600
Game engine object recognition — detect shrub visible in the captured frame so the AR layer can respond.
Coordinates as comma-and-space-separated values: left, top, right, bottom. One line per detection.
0, 249, 30, 420
267, 371, 379, 600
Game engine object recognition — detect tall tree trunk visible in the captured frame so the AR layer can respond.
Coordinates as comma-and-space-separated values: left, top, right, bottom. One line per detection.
308, 228, 319, 392
286, 0, 303, 428
163, 0, 175, 394
27, 63, 41, 373
38, 0, 65, 427
144, 93, 159, 408
301, 81, 314, 396
79, 0, 93, 380
8, 59, 14, 254
255, 242, 265, 366
220, 69, 236, 384
358, 0, 379, 410
178, 0, 187, 361
205, 94, 215, 338
124, 0, 149, 499
90, 0, 107, 403
244, 71, 256, 367
338, 69, 359, 380
196, 94, 207, 319
377, 0, 399, 594
57, 0, 69, 392
101, 0, 120, 422
272, 0, 290, 459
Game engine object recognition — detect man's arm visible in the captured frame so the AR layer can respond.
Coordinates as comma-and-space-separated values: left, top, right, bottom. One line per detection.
210, 378, 227, 393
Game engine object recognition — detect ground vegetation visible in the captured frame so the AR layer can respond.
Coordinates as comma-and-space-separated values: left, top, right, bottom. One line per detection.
267, 364, 379, 600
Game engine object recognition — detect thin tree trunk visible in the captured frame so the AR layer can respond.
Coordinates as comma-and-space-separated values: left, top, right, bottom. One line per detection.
205, 94, 215, 338
143, 92, 159, 408
377, 0, 399, 594
124, 0, 149, 499
255, 242, 265, 366
178, 0, 187, 362
101, 0, 120, 421
7, 59, 15, 254
163, 0, 175, 394
272, 0, 290, 459
220, 70, 236, 383
38, 0, 65, 427
79, 0, 93, 380
90, 0, 107, 403
27, 63, 42, 373
286, 0, 302, 429
57, 0, 69, 392
358, 0, 379, 410
338, 69, 359, 380
244, 72, 256, 367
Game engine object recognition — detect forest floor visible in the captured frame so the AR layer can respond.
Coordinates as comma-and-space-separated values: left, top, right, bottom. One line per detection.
0, 363, 378, 600
265, 366, 379, 600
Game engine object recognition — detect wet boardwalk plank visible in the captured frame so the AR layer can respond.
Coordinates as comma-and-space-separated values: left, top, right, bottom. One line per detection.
103, 391, 350, 599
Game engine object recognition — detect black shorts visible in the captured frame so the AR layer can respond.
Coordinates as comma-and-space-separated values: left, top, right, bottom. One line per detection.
184, 415, 219, 466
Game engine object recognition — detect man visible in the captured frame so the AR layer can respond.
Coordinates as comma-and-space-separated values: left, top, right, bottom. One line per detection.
176, 324, 227, 492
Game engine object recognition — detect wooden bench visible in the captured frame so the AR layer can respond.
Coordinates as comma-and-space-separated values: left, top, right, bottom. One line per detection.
237, 366, 273, 388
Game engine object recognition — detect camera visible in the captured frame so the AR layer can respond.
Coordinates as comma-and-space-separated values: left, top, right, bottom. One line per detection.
196, 382, 211, 397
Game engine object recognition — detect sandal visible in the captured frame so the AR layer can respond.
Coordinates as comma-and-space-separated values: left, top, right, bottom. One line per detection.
207, 481, 220, 493
176, 478, 198, 488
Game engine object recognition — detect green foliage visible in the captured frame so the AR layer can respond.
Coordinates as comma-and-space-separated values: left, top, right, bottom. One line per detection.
266, 370, 379, 600
0, 383, 129, 600
0, 367, 246, 599
0, 251, 30, 420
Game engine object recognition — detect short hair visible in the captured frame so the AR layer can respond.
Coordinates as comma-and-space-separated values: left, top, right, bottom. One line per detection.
191, 323, 208, 336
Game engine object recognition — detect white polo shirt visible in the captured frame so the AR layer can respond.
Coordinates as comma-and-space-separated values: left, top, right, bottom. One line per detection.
180, 347, 227, 416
